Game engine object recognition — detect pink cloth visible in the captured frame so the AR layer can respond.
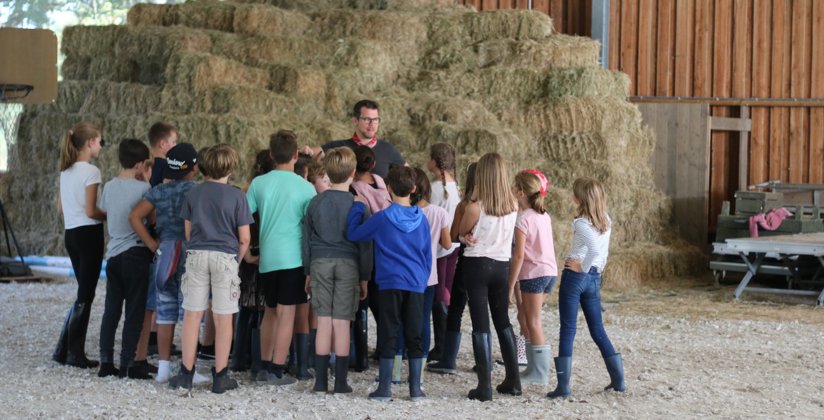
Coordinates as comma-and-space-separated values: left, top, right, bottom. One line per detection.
748, 207, 793, 238
351, 174, 392, 214
421, 204, 450, 286
515, 208, 558, 280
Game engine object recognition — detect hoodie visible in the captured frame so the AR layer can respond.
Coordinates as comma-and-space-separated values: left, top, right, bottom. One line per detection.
347, 202, 431, 293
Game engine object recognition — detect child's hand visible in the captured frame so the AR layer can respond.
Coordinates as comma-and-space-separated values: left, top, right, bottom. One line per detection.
564, 258, 583, 272
354, 196, 367, 205
243, 253, 259, 265
304, 276, 311, 294
463, 233, 477, 246
146, 238, 159, 254
360, 281, 368, 300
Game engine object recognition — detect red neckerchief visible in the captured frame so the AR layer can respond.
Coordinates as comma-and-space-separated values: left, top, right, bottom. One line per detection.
352, 132, 378, 148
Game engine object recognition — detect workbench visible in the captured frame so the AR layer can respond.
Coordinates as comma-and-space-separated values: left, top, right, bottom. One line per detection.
715, 232, 824, 306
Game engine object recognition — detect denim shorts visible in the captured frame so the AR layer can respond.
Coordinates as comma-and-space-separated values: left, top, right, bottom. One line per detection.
519, 276, 557, 294
145, 273, 157, 311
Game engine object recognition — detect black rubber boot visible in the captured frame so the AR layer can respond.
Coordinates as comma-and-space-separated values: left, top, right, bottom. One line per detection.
212, 366, 238, 394
467, 332, 492, 402
52, 306, 72, 364
295, 333, 313, 380
408, 358, 425, 401
427, 330, 461, 374
97, 363, 118, 378
313, 354, 329, 392
334, 356, 353, 393
368, 358, 394, 401
428, 302, 448, 363
353, 307, 369, 372
603, 353, 626, 392
546, 357, 572, 399
250, 312, 262, 375
230, 307, 252, 372
495, 326, 522, 396
307, 329, 316, 369
169, 363, 194, 391
66, 302, 99, 368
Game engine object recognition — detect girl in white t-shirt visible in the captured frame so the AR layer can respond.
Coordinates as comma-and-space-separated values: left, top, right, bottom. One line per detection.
508, 170, 557, 387
426, 143, 460, 363
53, 122, 106, 369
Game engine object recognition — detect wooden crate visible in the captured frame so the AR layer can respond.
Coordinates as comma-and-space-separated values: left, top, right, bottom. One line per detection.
734, 191, 783, 215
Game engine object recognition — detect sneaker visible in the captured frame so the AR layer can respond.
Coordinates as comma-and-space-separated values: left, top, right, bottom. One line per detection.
98, 363, 118, 378
168, 363, 194, 391
211, 367, 238, 394
517, 335, 527, 366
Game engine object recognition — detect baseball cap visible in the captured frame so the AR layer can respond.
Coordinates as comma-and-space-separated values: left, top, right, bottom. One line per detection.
164, 143, 197, 180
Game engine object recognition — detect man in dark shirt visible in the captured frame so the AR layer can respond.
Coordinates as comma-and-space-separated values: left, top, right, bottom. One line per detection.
309, 99, 405, 178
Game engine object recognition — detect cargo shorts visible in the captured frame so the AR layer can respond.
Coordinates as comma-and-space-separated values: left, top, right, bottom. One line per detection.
181, 250, 240, 315
310, 258, 361, 321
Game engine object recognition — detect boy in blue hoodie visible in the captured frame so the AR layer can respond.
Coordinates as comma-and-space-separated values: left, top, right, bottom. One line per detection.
347, 166, 431, 402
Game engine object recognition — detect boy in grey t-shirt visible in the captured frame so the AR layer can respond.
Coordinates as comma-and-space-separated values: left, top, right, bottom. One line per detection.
302, 147, 373, 393
98, 139, 154, 379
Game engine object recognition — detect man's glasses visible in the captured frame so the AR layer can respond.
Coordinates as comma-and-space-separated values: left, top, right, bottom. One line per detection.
358, 117, 381, 125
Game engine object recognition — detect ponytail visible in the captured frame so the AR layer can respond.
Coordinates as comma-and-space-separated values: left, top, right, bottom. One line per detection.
60, 123, 100, 171
514, 170, 548, 214
430, 143, 456, 201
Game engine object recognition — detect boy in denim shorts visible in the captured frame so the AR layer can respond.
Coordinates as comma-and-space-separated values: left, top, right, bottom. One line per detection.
302, 147, 372, 393
169, 144, 253, 393
130, 143, 198, 383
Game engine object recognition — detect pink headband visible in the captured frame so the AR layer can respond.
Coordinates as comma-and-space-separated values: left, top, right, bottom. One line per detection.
524, 169, 548, 197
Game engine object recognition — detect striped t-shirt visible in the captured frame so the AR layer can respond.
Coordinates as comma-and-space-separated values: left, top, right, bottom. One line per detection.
566, 216, 611, 273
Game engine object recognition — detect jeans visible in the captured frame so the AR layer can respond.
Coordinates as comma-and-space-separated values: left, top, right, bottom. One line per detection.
557, 268, 616, 358
99, 247, 152, 366
377, 289, 424, 359
463, 256, 511, 335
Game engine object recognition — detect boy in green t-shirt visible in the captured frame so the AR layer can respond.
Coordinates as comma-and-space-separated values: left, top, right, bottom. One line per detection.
246, 130, 316, 384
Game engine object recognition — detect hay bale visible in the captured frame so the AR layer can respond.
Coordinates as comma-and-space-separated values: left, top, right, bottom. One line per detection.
476, 35, 599, 70
126, 3, 176, 26
60, 25, 122, 57
603, 241, 708, 289
211, 33, 328, 67
128, 0, 237, 32
165, 52, 270, 91
308, 10, 427, 60
543, 67, 629, 100
463, 9, 553, 42
232, 3, 311, 36
233, 0, 459, 11
49, 81, 162, 115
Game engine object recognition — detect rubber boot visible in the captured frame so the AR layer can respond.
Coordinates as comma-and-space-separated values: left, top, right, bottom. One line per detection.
408, 358, 425, 401
66, 302, 99, 368
52, 306, 72, 364
307, 329, 316, 369
230, 307, 252, 372
334, 356, 353, 393
169, 363, 194, 391
353, 307, 369, 372
312, 354, 329, 392
428, 302, 448, 363
294, 333, 313, 380
250, 312, 262, 375
495, 327, 522, 396
467, 332, 492, 402
286, 339, 296, 375
522, 344, 551, 385
520, 340, 534, 377
427, 330, 461, 374
546, 357, 572, 399
368, 358, 394, 401
211, 366, 238, 394
603, 353, 626, 392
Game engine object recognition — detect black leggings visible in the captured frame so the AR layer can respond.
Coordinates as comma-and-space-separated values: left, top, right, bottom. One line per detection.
377, 289, 424, 359
64, 224, 105, 305
463, 256, 511, 335
446, 249, 468, 332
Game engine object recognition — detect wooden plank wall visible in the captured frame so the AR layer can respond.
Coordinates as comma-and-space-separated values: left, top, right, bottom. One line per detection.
462, 0, 824, 233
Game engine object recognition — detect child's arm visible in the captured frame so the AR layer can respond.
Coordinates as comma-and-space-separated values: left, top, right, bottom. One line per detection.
129, 199, 158, 252
438, 227, 451, 250
184, 219, 191, 242
346, 201, 381, 242
459, 201, 480, 245
450, 201, 465, 242
508, 228, 527, 305
237, 224, 251, 263
85, 183, 106, 221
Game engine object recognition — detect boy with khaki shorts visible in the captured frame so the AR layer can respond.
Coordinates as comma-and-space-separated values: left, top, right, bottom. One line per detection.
169, 144, 253, 394
302, 147, 372, 393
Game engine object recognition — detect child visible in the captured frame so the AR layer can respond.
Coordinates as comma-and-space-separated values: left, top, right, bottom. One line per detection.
547, 177, 626, 398
53, 122, 106, 369
428, 162, 477, 375
247, 130, 316, 385
168, 144, 253, 393
303, 147, 372, 393
426, 143, 460, 364
347, 166, 431, 402
148, 122, 178, 187
306, 160, 331, 194
405, 168, 451, 379
507, 169, 558, 386
459, 153, 520, 401
130, 143, 199, 383
97, 139, 154, 379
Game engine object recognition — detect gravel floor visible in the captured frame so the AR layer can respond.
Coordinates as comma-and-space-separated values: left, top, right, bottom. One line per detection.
1, 278, 823, 419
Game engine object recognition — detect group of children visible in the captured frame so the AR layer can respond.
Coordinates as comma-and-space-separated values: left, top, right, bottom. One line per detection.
53, 114, 626, 400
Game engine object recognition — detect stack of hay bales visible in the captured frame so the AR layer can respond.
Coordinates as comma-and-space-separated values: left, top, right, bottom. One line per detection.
2, 0, 705, 288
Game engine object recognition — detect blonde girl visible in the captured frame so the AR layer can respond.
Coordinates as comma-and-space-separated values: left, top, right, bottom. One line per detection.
459, 152, 521, 401
426, 143, 460, 363
547, 177, 625, 399
53, 122, 106, 369
508, 170, 557, 386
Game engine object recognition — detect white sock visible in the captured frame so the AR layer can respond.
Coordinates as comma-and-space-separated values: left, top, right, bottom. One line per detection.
156, 360, 171, 383
193, 369, 210, 385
